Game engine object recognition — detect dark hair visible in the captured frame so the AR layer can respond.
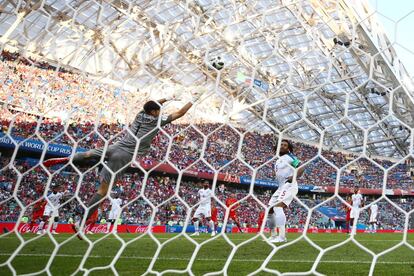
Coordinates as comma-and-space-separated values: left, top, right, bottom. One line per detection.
51, 183, 59, 188
143, 101, 161, 114
281, 139, 294, 152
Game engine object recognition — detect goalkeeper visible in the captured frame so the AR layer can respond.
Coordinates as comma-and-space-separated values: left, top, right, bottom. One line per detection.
43, 91, 204, 233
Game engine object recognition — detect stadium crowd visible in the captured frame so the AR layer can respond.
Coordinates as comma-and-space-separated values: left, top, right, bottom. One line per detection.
1, 51, 413, 231
1, 51, 413, 189
2, 114, 413, 191
0, 157, 412, 230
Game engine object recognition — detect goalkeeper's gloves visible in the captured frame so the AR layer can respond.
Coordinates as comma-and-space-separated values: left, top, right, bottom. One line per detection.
164, 95, 175, 101
190, 87, 208, 103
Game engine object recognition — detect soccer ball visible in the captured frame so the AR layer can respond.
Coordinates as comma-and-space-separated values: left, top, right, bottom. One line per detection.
209, 56, 224, 71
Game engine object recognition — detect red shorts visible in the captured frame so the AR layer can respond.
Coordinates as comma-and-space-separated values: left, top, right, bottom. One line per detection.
346, 211, 351, 221
211, 208, 218, 223
257, 212, 265, 228
229, 211, 237, 221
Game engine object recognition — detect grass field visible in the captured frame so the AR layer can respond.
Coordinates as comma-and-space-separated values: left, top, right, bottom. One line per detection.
0, 232, 413, 275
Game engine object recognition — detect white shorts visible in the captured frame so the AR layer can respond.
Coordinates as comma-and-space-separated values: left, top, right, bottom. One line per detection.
193, 205, 211, 218
350, 207, 360, 219
43, 206, 58, 217
109, 209, 120, 220
369, 213, 378, 223
268, 183, 298, 208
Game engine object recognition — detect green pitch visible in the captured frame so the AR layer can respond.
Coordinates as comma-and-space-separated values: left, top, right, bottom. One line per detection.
0, 232, 413, 275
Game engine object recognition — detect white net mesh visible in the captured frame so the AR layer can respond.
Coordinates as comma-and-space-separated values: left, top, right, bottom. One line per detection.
0, 0, 414, 275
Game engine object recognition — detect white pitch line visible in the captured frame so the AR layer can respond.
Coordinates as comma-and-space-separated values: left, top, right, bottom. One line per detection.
0, 253, 413, 265
0, 236, 411, 242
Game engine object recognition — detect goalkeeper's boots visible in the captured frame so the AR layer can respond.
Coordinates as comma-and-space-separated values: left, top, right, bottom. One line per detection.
43, 157, 69, 168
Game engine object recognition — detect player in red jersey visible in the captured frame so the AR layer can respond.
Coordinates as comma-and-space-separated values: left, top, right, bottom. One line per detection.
225, 194, 243, 233
257, 211, 265, 232
210, 202, 218, 235
30, 200, 47, 233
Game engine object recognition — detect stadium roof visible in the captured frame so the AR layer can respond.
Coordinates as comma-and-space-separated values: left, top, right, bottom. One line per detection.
0, 0, 413, 159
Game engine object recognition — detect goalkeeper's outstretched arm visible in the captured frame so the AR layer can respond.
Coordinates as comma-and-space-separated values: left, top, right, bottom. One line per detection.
167, 89, 205, 121
170, 102, 193, 121
156, 98, 169, 105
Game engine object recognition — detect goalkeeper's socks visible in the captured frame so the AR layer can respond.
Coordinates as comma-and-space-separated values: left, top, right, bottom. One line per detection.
86, 194, 103, 221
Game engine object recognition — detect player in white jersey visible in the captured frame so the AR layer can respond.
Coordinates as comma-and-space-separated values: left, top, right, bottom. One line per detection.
268, 140, 305, 243
192, 181, 215, 236
368, 202, 378, 233
106, 193, 123, 233
350, 187, 364, 235
37, 184, 67, 235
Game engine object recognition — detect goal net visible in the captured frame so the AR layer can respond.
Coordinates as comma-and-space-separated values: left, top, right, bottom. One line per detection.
0, 0, 413, 275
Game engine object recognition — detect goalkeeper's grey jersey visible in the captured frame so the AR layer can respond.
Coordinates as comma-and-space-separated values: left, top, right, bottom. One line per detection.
115, 111, 172, 154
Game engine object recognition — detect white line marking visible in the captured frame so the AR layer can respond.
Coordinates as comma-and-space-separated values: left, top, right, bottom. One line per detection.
0, 253, 412, 265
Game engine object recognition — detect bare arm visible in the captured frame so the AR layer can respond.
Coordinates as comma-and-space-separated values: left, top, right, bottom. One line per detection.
287, 165, 305, 182
157, 98, 168, 105
164, 88, 205, 122
169, 102, 193, 121
297, 166, 305, 178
